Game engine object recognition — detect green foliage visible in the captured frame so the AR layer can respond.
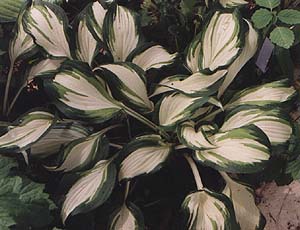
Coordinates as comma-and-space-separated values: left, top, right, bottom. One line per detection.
278, 9, 300, 24
270, 27, 295, 49
251, 1, 300, 49
0, 156, 56, 229
255, 0, 280, 9
251, 8, 274, 29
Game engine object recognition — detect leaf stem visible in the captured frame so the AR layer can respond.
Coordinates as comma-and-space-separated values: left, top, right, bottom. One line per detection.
120, 104, 170, 140
184, 154, 203, 190
3, 63, 14, 115
124, 181, 130, 202
6, 83, 26, 116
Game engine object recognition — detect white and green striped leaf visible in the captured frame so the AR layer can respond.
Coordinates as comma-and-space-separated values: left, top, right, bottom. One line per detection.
108, 202, 145, 230
23, 0, 71, 58
186, 33, 202, 73
181, 189, 238, 230
158, 70, 227, 97
0, 111, 55, 153
103, 5, 139, 61
46, 131, 109, 173
44, 60, 122, 123
151, 75, 187, 97
218, 20, 259, 97
159, 93, 210, 129
119, 135, 172, 181
9, 9, 36, 63
177, 121, 216, 150
219, 0, 247, 8
221, 107, 293, 146
62, 159, 116, 224
195, 125, 271, 173
27, 59, 64, 82
30, 122, 89, 157
221, 172, 266, 230
226, 79, 296, 109
85, 1, 107, 42
131, 45, 177, 71
75, 12, 99, 66
95, 63, 154, 113
200, 11, 242, 72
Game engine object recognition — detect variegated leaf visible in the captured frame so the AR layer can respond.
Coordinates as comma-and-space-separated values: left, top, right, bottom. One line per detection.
226, 79, 296, 109
108, 202, 145, 230
9, 9, 36, 63
218, 20, 259, 97
219, 0, 247, 8
95, 63, 153, 113
85, 1, 107, 42
181, 189, 238, 230
200, 11, 242, 72
46, 131, 109, 172
131, 45, 177, 71
186, 33, 202, 73
159, 93, 210, 129
158, 70, 227, 97
62, 159, 116, 224
75, 11, 99, 66
177, 121, 216, 150
23, 0, 71, 58
119, 135, 172, 181
195, 125, 271, 173
30, 122, 89, 157
103, 5, 139, 61
27, 59, 64, 82
221, 107, 293, 146
44, 60, 122, 123
151, 75, 187, 97
221, 172, 266, 230
0, 111, 55, 153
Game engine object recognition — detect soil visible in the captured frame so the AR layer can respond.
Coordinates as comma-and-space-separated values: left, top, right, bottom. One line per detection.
257, 181, 300, 230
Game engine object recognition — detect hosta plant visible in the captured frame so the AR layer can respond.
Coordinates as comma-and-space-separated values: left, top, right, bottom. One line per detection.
0, 0, 298, 229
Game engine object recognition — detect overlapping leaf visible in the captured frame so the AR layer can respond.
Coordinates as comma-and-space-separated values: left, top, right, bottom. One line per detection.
218, 20, 259, 97
130, 44, 177, 71
44, 60, 122, 123
221, 172, 266, 230
108, 202, 144, 230
195, 125, 271, 173
0, 111, 55, 153
23, 0, 71, 58
75, 11, 99, 66
118, 135, 172, 181
177, 121, 216, 150
103, 5, 140, 62
95, 63, 154, 113
46, 131, 109, 172
200, 11, 242, 72
181, 189, 238, 229
30, 122, 89, 157
61, 159, 116, 223
9, 8, 36, 63
158, 93, 210, 129
156, 70, 227, 97
221, 107, 293, 146
226, 79, 296, 109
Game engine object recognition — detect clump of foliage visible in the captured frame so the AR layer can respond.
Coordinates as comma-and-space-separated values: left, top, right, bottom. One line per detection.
0, 0, 300, 229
